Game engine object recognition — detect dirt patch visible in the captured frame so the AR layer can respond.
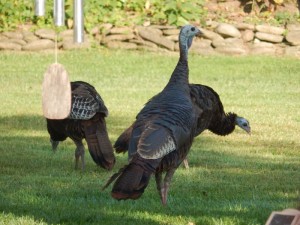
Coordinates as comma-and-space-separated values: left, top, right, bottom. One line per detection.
203, 0, 299, 25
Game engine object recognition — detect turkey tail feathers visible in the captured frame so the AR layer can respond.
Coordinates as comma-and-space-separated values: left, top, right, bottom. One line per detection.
111, 163, 151, 200
109, 155, 160, 200
114, 125, 133, 154
102, 166, 125, 191
83, 115, 115, 170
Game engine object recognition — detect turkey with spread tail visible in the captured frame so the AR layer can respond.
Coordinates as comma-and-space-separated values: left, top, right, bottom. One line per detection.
46, 81, 115, 170
114, 83, 251, 168
103, 25, 202, 205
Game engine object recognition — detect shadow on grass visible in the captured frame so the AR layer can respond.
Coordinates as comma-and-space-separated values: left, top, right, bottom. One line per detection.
0, 115, 299, 224
0, 114, 46, 132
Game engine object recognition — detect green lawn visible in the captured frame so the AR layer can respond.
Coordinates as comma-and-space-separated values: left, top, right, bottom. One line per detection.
0, 49, 299, 225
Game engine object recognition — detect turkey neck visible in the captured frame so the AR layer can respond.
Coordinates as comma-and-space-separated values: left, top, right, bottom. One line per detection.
209, 113, 237, 136
166, 37, 189, 90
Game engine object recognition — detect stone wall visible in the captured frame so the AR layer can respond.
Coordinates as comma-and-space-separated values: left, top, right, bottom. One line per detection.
0, 22, 300, 57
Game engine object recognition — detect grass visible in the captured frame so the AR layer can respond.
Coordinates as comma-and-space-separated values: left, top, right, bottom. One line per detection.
0, 49, 299, 225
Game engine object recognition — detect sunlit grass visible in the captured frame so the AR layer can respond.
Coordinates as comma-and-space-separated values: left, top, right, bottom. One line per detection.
0, 49, 299, 225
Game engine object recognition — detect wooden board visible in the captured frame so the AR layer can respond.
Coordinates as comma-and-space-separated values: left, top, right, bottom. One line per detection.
42, 63, 71, 119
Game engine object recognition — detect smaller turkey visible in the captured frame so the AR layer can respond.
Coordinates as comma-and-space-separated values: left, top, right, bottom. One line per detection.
112, 83, 250, 203
46, 81, 115, 170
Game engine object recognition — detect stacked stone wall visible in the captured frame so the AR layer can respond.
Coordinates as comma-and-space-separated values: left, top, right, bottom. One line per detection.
0, 22, 299, 57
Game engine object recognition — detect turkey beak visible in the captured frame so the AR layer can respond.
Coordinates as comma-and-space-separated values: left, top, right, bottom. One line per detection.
245, 127, 251, 135
196, 29, 203, 37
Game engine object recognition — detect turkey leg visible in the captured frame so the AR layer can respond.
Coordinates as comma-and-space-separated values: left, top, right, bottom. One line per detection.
74, 140, 85, 170
155, 168, 176, 205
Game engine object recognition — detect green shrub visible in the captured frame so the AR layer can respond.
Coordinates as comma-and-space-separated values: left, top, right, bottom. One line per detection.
0, 0, 206, 32
0, 0, 34, 31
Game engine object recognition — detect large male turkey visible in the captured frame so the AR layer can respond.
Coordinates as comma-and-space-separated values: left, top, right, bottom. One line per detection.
114, 83, 251, 168
46, 81, 115, 170
103, 25, 202, 205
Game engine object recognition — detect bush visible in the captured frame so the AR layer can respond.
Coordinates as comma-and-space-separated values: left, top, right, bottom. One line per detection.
0, 0, 206, 32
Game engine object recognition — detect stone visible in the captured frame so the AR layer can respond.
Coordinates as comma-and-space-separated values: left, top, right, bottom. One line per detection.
193, 46, 216, 56
102, 34, 135, 44
190, 40, 211, 50
23, 34, 39, 43
212, 38, 244, 48
90, 26, 100, 35
285, 46, 300, 57
149, 25, 176, 30
286, 23, 300, 31
62, 39, 91, 50
129, 39, 158, 48
255, 25, 285, 35
166, 35, 179, 41
253, 38, 260, 44
241, 30, 254, 42
22, 39, 55, 51
62, 34, 89, 42
0, 34, 8, 41
215, 46, 248, 55
215, 23, 241, 38
285, 31, 300, 46
252, 41, 275, 48
35, 28, 56, 40
190, 39, 215, 55
60, 29, 73, 38
94, 33, 102, 43
205, 21, 220, 29
201, 29, 223, 41
3, 39, 27, 46
2, 31, 23, 39
106, 41, 137, 50
250, 42, 276, 55
110, 27, 133, 35
0, 41, 22, 50
236, 23, 255, 30
162, 29, 180, 36
255, 32, 283, 43
136, 26, 163, 36
143, 21, 151, 27
136, 26, 174, 50
275, 45, 285, 56
99, 23, 113, 35
250, 47, 276, 55
193, 39, 212, 47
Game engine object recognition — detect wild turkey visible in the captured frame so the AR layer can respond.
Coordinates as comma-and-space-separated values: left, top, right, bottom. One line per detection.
103, 25, 202, 205
46, 81, 115, 170
183, 83, 250, 167
115, 83, 251, 168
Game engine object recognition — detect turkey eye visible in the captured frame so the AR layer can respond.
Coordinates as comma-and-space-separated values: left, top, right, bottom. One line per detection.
191, 27, 195, 31
243, 123, 247, 127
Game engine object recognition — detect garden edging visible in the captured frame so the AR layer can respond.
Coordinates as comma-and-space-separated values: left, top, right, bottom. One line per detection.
0, 22, 299, 57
